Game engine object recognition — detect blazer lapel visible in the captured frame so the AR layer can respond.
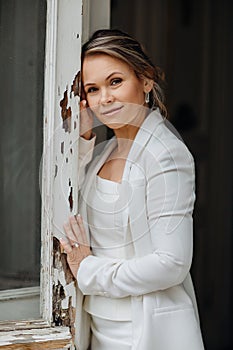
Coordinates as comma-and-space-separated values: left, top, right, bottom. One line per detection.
123, 109, 164, 181
122, 110, 164, 255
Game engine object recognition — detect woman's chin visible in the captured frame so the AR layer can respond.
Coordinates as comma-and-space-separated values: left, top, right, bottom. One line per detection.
105, 122, 126, 130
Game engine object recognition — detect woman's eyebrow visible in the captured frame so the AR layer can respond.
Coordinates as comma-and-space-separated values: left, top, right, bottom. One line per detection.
84, 82, 96, 88
106, 71, 123, 80
84, 71, 123, 88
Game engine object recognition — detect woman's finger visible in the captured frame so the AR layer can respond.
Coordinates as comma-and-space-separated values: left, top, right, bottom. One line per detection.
60, 238, 72, 254
69, 215, 82, 244
60, 216, 92, 278
63, 220, 77, 245
80, 99, 87, 111
75, 214, 88, 245
79, 100, 94, 138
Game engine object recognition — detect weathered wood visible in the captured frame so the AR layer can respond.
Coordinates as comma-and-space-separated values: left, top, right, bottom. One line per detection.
40, 1, 82, 348
52, 237, 76, 339
0, 320, 49, 332
0, 340, 71, 350
0, 327, 72, 348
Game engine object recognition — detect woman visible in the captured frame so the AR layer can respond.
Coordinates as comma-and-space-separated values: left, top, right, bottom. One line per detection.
60, 29, 204, 350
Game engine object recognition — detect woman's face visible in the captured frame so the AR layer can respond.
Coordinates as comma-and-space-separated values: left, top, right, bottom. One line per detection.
82, 54, 149, 129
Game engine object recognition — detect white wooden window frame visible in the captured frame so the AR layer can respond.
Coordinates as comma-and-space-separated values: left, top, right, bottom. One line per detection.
0, 0, 110, 348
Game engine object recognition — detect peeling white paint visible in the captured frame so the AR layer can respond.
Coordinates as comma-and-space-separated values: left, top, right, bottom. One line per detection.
62, 282, 76, 309
0, 327, 72, 346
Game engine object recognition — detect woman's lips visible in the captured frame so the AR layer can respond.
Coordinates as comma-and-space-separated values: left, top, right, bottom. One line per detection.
101, 105, 123, 116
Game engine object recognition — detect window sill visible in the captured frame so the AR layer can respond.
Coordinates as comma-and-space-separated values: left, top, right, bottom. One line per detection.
0, 326, 72, 349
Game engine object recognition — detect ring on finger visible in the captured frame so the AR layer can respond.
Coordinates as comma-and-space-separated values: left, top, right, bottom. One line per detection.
72, 242, 79, 248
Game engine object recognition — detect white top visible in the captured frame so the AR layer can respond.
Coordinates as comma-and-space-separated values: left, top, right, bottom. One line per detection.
83, 175, 133, 320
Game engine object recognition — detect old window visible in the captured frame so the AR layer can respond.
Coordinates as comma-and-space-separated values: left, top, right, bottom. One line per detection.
0, 0, 110, 348
0, 0, 46, 322
0, 0, 82, 347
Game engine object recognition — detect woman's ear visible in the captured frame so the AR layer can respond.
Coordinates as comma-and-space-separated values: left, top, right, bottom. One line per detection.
143, 79, 153, 93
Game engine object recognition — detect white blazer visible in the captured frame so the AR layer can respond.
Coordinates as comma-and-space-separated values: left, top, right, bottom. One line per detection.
74, 110, 205, 350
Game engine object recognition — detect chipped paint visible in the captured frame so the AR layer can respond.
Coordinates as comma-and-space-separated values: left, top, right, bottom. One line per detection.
52, 65, 80, 348
60, 90, 72, 133
54, 164, 58, 178
71, 71, 80, 97
52, 238, 76, 339
68, 187, 73, 211
61, 142, 64, 154
0, 327, 72, 348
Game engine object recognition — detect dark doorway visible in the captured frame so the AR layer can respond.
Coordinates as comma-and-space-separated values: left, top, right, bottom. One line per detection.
111, 0, 233, 349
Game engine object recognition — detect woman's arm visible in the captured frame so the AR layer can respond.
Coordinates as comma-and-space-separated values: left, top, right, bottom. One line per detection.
78, 100, 96, 189
78, 136, 96, 189
77, 139, 196, 298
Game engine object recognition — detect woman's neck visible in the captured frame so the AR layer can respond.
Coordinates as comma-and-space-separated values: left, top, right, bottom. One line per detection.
113, 113, 146, 154
114, 124, 139, 152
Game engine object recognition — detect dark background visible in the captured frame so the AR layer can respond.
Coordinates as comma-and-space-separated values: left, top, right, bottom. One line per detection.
111, 0, 233, 349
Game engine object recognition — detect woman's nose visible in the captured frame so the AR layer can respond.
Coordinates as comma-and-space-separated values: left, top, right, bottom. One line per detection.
99, 88, 113, 104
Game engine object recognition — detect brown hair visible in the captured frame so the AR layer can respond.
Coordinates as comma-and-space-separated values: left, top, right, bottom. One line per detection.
81, 29, 167, 118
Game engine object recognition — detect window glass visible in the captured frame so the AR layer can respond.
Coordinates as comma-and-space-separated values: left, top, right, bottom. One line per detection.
0, 0, 46, 320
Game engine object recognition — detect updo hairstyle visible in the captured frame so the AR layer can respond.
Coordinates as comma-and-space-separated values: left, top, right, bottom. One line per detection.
81, 29, 167, 118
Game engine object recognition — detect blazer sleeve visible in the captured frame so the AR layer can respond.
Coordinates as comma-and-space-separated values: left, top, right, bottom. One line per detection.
77, 138, 196, 298
78, 135, 96, 190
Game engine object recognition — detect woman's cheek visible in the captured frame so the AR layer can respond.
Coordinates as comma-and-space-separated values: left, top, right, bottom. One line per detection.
87, 102, 103, 121
87, 96, 98, 109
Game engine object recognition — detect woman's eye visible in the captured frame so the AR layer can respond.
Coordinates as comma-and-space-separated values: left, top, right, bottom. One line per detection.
87, 87, 98, 94
111, 78, 122, 86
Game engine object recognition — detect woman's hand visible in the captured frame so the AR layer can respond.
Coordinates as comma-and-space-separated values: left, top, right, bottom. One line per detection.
60, 214, 92, 278
79, 99, 94, 140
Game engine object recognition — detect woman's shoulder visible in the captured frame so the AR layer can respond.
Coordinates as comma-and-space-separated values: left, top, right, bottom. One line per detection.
144, 114, 195, 170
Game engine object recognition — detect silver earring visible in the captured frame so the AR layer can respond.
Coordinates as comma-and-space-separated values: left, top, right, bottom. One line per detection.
145, 92, 150, 104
